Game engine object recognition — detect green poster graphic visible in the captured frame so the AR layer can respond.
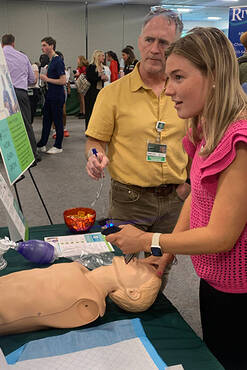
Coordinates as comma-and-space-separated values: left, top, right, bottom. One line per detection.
8, 112, 34, 171
0, 113, 34, 184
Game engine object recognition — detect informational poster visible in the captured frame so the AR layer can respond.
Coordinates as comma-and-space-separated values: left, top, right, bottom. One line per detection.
0, 45, 34, 185
228, 6, 247, 58
0, 172, 28, 241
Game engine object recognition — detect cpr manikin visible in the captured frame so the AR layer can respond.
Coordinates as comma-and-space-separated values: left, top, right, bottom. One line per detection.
0, 256, 161, 335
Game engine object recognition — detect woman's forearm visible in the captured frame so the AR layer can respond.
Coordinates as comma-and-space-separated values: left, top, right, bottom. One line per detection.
172, 193, 191, 233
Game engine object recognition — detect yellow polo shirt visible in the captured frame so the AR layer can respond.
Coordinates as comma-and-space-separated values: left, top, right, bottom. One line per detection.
86, 64, 188, 187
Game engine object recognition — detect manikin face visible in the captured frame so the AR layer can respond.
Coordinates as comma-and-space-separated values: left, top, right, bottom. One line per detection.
113, 256, 156, 289
165, 54, 210, 119
122, 52, 128, 62
138, 15, 177, 75
41, 41, 54, 56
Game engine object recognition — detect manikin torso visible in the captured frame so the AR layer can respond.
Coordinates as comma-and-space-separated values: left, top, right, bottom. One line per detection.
0, 262, 106, 335
0, 257, 161, 335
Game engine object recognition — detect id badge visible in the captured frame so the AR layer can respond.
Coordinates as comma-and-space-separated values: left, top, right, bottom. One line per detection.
146, 142, 167, 162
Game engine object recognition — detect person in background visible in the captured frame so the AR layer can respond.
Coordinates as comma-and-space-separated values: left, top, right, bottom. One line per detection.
1, 33, 41, 164
51, 51, 70, 139
37, 36, 66, 154
84, 50, 108, 130
75, 55, 89, 119
106, 51, 119, 82
119, 44, 135, 78
85, 9, 189, 253
238, 31, 247, 91
28, 62, 40, 124
103, 54, 111, 86
38, 53, 49, 108
107, 27, 247, 370
121, 47, 138, 75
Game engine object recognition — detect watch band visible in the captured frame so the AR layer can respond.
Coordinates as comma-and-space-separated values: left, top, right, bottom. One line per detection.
152, 233, 161, 247
151, 233, 162, 256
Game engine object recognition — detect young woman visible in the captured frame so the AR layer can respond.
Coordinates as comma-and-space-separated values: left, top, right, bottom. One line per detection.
121, 47, 138, 75
107, 28, 247, 370
75, 55, 89, 119
106, 50, 119, 82
84, 50, 108, 130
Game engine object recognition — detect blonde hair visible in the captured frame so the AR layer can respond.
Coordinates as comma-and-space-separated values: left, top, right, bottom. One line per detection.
77, 55, 89, 68
90, 50, 104, 72
166, 27, 247, 156
109, 257, 161, 313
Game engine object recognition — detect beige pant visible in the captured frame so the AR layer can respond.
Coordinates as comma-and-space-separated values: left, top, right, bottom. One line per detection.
109, 180, 184, 233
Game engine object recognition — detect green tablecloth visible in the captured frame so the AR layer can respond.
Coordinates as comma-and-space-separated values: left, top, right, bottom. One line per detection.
66, 85, 80, 115
0, 224, 224, 370
35, 85, 80, 117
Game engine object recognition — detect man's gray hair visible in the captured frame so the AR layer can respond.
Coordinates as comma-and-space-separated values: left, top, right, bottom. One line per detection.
143, 7, 183, 38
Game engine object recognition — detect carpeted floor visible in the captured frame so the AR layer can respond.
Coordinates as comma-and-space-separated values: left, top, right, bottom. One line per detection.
0, 115, 202, 338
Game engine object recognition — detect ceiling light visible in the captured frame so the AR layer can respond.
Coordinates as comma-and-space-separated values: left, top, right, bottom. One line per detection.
177, 8, 192, 13
207, 17, 222, 20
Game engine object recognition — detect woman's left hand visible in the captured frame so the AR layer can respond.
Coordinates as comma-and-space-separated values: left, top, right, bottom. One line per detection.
105, 224, 151, 254
141, 254, 175, 277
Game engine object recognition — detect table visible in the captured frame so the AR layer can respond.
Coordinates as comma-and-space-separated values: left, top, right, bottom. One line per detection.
66, 84, 80, 115
34, 84, 80, 117
0, 224, 224, 370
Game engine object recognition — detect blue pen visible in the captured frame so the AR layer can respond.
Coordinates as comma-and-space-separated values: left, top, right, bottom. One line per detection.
92, 148, 98, 158
90, 148, 104, 207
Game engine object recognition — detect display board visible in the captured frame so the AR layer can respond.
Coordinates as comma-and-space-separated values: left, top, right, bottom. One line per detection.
229, 6, 247, 57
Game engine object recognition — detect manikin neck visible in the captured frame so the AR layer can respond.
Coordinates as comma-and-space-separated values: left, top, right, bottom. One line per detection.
86, 265, 119, 299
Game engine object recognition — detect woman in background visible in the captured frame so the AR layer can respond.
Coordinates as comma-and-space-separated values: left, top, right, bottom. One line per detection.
84, 50, 108, 130
75, 55, 89, 119
106, 50, 119, 82
121, 47, 138, 75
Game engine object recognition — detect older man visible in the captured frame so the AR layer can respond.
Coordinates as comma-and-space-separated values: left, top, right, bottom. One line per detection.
85, 8, 190, 267
1, 34, 40, 163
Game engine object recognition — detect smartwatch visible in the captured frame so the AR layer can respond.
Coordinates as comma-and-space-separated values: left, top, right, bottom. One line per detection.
151, 233, 162, 256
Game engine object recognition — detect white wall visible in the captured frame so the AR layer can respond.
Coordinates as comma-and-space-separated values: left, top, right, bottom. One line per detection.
0, 0, 228, 70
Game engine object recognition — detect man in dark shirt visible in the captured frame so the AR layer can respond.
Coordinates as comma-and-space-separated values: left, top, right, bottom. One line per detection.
37, 36, 66, 154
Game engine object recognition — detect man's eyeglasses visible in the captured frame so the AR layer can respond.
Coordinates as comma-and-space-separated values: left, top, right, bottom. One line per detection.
149, 6, 183, 33
150, 6, 179, 17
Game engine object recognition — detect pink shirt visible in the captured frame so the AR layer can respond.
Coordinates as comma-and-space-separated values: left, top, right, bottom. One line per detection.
183, 120, 247, 293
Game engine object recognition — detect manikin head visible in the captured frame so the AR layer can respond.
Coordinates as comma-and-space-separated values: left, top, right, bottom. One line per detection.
109, 257, 161, 312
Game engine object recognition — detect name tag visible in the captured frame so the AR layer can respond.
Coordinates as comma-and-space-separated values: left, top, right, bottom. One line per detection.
146, 142, 166, 162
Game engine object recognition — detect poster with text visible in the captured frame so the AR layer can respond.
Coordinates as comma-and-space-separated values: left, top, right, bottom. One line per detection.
0, 45, 34, 185
0, 172, 28, 241
229, 6, 247, 58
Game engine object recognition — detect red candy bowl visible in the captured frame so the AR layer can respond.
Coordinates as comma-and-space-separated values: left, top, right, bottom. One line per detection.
63, 207, 96, 232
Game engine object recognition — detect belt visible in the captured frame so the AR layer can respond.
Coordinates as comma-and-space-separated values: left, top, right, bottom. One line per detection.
14, 87, 28, 93
142, 184, 177, 195
112, 180, 178, 195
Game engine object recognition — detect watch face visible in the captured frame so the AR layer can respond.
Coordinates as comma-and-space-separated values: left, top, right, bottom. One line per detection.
151, 246, 162, 256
